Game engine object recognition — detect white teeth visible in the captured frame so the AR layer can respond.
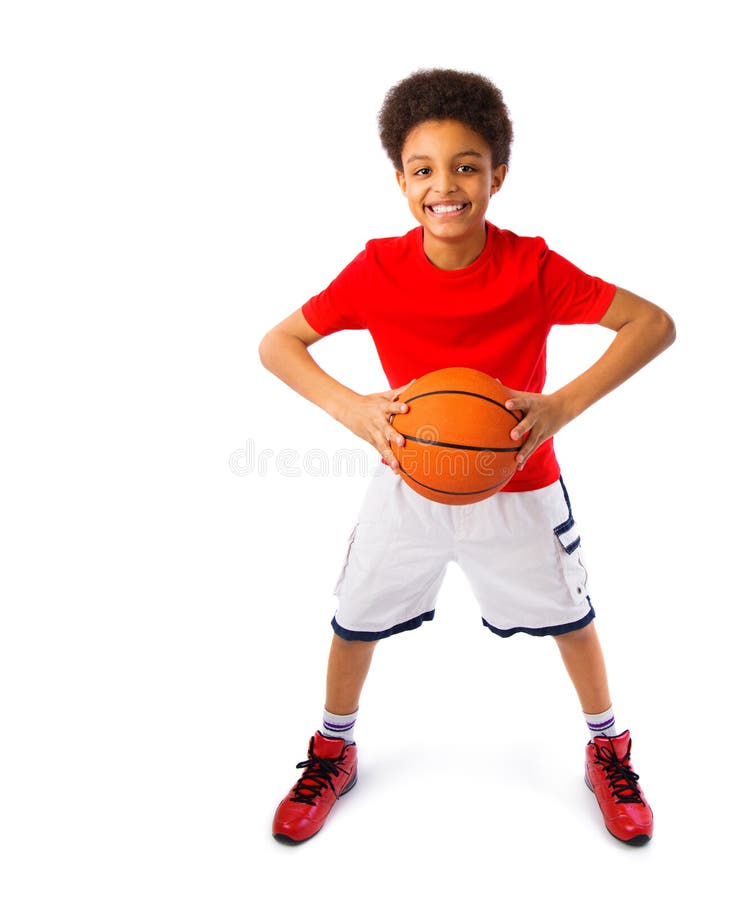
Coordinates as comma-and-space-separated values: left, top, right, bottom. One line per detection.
430, 204, 465, 213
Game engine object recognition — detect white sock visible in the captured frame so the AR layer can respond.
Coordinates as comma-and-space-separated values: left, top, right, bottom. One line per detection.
584, 706, 618, 741
320, 708, 357, 744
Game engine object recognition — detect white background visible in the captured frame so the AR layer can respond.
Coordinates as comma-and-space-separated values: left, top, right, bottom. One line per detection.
1, 1, 736, 897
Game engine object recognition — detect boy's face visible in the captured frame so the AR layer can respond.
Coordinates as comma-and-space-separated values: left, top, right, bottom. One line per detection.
396, 119, 506, 263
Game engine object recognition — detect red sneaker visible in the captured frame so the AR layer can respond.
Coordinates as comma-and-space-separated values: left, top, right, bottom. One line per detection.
585, 730, 653, 845
272, 732, 358, 843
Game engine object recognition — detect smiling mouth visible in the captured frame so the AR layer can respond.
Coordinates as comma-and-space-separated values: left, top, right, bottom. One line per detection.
425, 202, 470, 217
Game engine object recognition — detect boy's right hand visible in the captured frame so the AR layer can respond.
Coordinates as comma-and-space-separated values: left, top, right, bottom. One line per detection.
335, 380, 415, 472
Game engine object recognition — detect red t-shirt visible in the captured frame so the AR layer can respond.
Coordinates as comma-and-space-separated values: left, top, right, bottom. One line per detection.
302, 221, 616, 491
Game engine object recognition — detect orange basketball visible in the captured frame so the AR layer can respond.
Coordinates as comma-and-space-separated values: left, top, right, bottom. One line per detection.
390, 367, 525, 505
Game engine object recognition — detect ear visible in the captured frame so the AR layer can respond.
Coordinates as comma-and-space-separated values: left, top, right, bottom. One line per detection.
395, 169, 407, 195
489, 163, 508, 196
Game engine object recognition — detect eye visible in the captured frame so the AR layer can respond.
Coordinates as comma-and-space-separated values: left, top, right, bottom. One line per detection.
457, 164, 476, 173
413, 167, 431, 176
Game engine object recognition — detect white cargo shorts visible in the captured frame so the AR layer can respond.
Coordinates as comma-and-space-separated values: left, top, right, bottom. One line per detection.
331, 464, 593, 641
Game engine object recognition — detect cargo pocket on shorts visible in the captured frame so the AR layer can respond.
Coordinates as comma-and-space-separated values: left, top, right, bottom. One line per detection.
333, 524, 358, 596
553, 486, 589, 600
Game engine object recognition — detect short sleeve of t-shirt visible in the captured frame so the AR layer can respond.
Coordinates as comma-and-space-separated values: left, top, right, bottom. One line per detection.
538, 243, 617, 326
302, 248, 369, 335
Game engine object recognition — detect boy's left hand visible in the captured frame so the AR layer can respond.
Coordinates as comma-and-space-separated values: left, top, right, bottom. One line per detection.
499, 385, 571, 470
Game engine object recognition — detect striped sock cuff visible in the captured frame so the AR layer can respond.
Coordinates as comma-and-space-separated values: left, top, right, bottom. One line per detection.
321, 708, 357, 743
585, 706, 617, 739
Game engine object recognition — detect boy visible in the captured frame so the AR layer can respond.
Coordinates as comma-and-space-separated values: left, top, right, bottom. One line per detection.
259, 69, 675, 846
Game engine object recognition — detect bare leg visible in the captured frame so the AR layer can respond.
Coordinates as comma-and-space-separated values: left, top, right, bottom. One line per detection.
325, 633, 378, 715
553, 622, 611, 715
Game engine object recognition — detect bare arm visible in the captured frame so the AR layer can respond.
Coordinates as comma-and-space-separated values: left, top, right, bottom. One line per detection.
504, 287, 677, 468
555, 287, 676, 419
258, 308, 357, 420
258, 309, 412, 470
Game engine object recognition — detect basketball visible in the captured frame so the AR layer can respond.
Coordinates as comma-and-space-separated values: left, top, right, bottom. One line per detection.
390, 367, 525, 505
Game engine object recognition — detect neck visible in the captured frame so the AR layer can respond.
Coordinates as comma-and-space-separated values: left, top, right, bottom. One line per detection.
422, 223, 487, 270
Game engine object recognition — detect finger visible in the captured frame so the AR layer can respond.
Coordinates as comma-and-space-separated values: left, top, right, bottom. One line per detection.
516, 433, 540, 469
510, 417, 532, 442
384, 423, 406, 447
392, 378, 416, 401
387, 399, 409, 420
505, 395, 528, 412
376, 431, 402, 470
372, 422, 404, 457
384, 450, 401, 471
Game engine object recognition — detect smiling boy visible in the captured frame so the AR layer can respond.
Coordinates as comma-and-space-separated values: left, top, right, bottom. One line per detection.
396, 119, 506, 270
259, 68, 675, 846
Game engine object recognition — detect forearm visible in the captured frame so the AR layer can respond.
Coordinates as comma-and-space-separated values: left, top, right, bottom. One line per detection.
505, 292, 675, 468
554, 302, 676, 422
258, 331, 358, 421
260, 325, 412, 469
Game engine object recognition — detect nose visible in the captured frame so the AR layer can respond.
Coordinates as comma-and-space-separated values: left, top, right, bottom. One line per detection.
431, 169, 458, 196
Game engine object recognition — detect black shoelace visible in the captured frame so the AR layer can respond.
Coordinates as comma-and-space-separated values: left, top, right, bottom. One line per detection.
290, 745, 350, 806
594, 736, 644, 805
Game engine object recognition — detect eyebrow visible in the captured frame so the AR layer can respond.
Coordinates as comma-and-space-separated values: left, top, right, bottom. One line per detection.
405, 149, 485, 165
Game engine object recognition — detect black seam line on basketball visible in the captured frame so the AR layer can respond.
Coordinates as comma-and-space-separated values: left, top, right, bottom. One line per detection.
401, 390, 524, 423
398, 433, 524, 453
398, 465, 513, 496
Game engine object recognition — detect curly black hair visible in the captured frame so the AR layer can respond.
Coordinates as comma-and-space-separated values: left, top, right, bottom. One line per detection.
378, 68, 513, 171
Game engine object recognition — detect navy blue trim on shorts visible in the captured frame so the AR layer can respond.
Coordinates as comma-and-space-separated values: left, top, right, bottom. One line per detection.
558, 475, 573, 513
554, 476, 581, 554
561, 535, 581, 554
331, 610, 435, 642
480, 597, 595, 638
